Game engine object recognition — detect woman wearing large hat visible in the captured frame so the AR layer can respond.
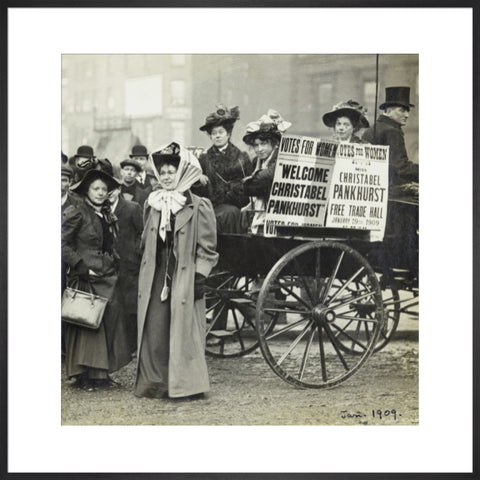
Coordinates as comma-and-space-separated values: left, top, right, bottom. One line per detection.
195, 104, 253, 233
62, 169, 132, 390
135, 142, 218, 399
241, 109, 292, 234
322, 100, 369, 143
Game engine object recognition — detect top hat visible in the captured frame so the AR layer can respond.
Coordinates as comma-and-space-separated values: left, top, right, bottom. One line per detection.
379, 87, 415, 110
70, 168, 121, 194
199, 104, 240, 132
129, 145, 148, 158
120, 158, 142, 172
74, 145, 95, 159
322, 100, 369, 129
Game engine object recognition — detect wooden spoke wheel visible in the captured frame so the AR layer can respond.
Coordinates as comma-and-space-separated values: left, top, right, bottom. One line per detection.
255, 241, 384, 389
205, 272, 274, 358
330, 279, 400, 354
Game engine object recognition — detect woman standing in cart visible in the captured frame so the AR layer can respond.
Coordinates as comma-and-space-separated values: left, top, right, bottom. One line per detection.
135, 142, 218, 400
322, 100, 370, 143
62, 169, 131, 391
241, 109, 291, 234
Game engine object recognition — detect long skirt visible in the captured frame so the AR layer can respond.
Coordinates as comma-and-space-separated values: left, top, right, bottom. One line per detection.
215, 203, 245, 234
134, 248, 171, 398
65, 273, 131, 380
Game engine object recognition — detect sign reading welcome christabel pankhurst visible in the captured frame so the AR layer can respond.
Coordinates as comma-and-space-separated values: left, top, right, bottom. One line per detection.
264, 134, 336, 236
325, 142, 389, 242
264, 134, 389, 241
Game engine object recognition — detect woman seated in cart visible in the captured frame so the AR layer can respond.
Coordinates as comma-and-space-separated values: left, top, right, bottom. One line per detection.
194, 104, 253, 234
322, 99, 370, 143
241, 109, 292, 234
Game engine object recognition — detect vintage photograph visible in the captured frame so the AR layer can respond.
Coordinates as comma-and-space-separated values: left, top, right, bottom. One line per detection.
60, 53, 419, 426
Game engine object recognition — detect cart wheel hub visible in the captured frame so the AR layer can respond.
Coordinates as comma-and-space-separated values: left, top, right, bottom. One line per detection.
312, 305, 336, 324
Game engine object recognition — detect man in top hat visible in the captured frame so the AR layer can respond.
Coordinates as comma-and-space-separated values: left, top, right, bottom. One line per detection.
119, 158, 151, 208
363, 86, 418, 191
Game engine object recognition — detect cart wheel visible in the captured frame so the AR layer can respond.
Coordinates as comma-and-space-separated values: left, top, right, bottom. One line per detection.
256, 241, 384, 389
205, 272, 269, 358
331, 279, 400, 354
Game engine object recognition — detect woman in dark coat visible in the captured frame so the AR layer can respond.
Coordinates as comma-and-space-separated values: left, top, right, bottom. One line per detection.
195, 104, 253, 233
62, 169, 131, 390
322, 100, 370, 143
135, 142, 218, 399
241, 109, 292, 234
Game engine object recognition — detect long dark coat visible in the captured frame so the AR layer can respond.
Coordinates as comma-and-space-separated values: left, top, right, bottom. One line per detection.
136, 192, 218, 397
121, 180, 152, 210
62, 199, 131, 378
242, 149, 279, 203
195, 142, 253, 208
362, 115, 419, 186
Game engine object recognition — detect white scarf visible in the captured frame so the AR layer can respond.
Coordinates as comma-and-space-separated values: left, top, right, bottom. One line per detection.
147, 144, 202, 241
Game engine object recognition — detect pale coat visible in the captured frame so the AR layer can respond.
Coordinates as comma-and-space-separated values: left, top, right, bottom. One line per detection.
136, 192, 218, 397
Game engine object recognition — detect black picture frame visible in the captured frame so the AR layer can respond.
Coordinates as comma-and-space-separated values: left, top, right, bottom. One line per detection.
1, 1, 477, 479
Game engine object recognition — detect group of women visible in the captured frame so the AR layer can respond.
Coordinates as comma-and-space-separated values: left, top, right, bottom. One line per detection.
61, 100, 369, 398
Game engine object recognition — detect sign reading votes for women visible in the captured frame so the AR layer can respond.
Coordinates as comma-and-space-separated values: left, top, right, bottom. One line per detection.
264, 134, 389, 241
264, 134, 336, 236
324, 143, 389, 241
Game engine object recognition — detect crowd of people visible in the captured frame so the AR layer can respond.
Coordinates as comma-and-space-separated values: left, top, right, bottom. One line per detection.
61, 86, 419, 399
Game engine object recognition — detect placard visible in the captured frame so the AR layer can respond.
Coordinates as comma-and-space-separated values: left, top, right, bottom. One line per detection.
325, 143, 389, 241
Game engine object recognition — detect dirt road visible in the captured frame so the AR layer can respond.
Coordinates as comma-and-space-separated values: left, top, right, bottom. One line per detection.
61, 334, 418, 426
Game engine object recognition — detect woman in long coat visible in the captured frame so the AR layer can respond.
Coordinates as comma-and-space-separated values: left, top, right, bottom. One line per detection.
194, 104, 253, 233
135, 142, 218, 399
62, 169, 131, 390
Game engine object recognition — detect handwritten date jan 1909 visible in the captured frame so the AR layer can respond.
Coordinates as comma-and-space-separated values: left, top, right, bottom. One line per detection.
340, 409, 401, 420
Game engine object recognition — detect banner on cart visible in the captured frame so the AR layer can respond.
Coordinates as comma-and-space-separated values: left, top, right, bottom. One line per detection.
325, 143, 389, 241
264, 135, 336, 236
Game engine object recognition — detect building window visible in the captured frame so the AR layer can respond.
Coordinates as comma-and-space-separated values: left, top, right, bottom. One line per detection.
171, 121, 186, 145
170, 80, 186, 105
363, 81, 377, 105
171, 55, 186, 66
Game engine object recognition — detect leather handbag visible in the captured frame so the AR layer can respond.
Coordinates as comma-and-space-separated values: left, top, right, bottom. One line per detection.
61, 280, 109, 330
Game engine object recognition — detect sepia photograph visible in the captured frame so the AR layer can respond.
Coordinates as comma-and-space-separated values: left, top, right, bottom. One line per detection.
60, 53, 420, 426
5, 6, 474, 476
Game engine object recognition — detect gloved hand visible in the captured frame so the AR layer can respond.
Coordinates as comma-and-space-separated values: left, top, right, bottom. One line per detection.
194, 273, 206, 300
76, 260, 90, 282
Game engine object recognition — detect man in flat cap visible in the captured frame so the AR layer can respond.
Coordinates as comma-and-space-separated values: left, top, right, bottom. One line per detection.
119, 158, 151, 208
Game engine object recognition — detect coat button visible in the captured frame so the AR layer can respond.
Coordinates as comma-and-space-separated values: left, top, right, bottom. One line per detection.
138, 293, 141, 298
180, 230, 185, 235
181, 265, 186, 270
150, 227, 154, 232
181, 299, 186, 304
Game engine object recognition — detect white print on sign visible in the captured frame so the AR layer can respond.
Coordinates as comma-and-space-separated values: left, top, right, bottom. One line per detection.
264, 135, 336, 237
325, 143, 389, 241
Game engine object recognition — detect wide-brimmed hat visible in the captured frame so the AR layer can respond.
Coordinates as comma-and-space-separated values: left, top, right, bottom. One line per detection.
151, 142, 181, 169
129, 144, 149, 158
322, 100, 370, 129
379, 87, 415, 110
242, 109, 292, 145
73, 145, 95, 159
70, 168, 121, 194
120, 158, 142, 172
199, 104, 240, 132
